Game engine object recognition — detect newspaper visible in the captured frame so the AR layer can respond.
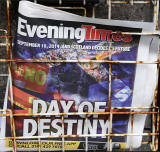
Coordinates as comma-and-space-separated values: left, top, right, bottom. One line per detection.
0, 1, 159, 151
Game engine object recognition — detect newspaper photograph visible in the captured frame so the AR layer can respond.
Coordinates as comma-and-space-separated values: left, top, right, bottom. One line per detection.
0, 1, 159, 151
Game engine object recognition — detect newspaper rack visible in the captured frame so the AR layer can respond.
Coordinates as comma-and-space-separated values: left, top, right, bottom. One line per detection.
0, 0, 159, 151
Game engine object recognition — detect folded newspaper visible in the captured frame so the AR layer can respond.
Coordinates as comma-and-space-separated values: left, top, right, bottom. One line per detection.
0, 1, 159, 151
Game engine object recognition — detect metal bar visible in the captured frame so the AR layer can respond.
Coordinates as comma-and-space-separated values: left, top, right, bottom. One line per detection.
0, 32, 159, 37
0, 43, 8, 46
0, 43, 14, 47
0, 74, 9, 76
59, 0, 62, 5
0, 29, 7, 32
83, 0, 86, 6
150, 36, 160, 151
108, 109, 113, 151
0, 140, 152, 146
0, 106, 158, 112
107, 39, 113, 151
0, 110, 158, 117
0, 36, 14, 38
6, 0, 12, 58
111, 0, 152, 4
84, 114, 88, 152
156, 109, 160, 150
129, 110, 134, 151
108, 0, 112, 19
9, 110, 14, 152
0, 109, 11, 112
111, 106, 159, 109
152, 112, 157, 152
142, 141, 152, 144
6, 0, 16, 151
38, 117, 41, 152
0, 59, 159, 64
62, 115, 65, 152
153, 0, 159, 30
92, 5, 95, 18
7, 26, 17, 152
112, 32, 159, 35
130, 0, 134, 5
151, 63, 159, 151
156, 38, 160, 151
11, 111, 158, 116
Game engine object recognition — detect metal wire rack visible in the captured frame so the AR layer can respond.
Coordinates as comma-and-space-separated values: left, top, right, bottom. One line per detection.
0, 0, 159, 151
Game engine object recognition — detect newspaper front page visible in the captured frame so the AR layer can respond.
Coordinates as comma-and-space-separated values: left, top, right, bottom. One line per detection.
0, 1, 159, 151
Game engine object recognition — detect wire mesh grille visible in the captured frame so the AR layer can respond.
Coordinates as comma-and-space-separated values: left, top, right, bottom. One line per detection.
0, 0, 159, 151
